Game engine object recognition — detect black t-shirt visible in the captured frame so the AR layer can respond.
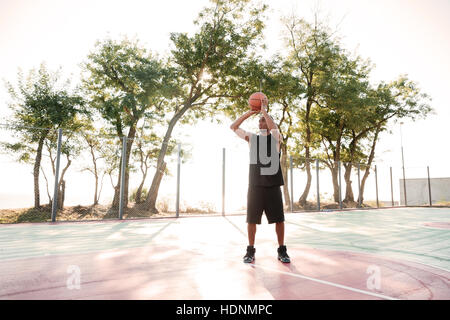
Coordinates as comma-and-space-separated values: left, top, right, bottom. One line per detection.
248, 133, 284, 187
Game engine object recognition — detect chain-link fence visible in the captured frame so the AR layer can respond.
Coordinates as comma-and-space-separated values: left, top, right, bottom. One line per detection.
1, 123, 449, 224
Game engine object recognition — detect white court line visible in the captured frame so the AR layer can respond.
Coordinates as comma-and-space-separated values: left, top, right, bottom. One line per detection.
220, 217, 400, 300
247, 262, 399, 300
183, 244, 399, 301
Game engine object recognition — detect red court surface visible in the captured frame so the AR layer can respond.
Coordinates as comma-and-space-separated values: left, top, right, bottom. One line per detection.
423, 222, 450, 229
0, 208, 449, 300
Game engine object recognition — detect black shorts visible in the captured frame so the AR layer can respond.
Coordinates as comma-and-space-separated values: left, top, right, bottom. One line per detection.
247, 185, 285, 224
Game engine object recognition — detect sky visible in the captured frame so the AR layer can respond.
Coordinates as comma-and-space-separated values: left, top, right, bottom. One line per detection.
0, 0, 449, 210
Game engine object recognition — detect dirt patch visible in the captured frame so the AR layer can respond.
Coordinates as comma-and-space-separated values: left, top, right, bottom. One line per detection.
0, 204, 184, 224
293, 201, 373, 211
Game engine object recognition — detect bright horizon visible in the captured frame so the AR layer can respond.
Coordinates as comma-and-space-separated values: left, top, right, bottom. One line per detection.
1, 0, 449, 210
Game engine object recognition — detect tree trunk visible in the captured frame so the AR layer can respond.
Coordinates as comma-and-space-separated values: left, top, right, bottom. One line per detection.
142, 104, 191, 212
33, 134, 47, 209
331, 166, 339, 203
359, 169, 370, 205
135, 165, 148, 204
359, 125, 381, 204
112, 125, 137, 208
280, 144, 291, 208
323, 124, 344, 204
56, 157, 71, 210
343, 162, 355, 203
57, 180, 65, 210
298, 99, 312, 206
299, 154, 312, 206
97, 173, 105, 205
40, 167, 52, 207
94, 174, 99, 205
344, 131, 359, 203
89, 143, 99, 206
144, 161, 166, 211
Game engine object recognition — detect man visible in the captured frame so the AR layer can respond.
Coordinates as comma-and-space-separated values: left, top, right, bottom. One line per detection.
229, 99, 290, 264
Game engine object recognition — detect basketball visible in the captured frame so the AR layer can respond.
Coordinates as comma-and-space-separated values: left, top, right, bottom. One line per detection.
248, 92, 268, 111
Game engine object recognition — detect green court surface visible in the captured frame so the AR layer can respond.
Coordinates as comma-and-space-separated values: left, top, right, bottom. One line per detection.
1, 207, 448, 271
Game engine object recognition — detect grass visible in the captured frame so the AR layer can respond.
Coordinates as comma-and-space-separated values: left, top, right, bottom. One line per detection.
293, 200, 378, 211
0, 206, 52, 224
2, 199, 447, 224
435, 201, 450, 206
0, 200, 220, 224
0, 204, 119, 224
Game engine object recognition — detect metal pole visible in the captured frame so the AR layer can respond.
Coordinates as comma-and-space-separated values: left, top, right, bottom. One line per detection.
338, 161, 342, 209
375, 165, 379, 208
400, 123, 407, 206
222, 148, 225, 216
176, 143, 181, 218
290, 155, 294, 213
51, 128, 63, 222
390, 167, 394, 207
118, 136, 127, 220
401, 148, 407, 206
357, 163, 361, 208
427, 166, 432, 207
316, 159, 320, 211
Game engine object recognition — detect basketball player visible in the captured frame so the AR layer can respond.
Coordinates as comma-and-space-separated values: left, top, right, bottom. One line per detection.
229, 99, 290, 263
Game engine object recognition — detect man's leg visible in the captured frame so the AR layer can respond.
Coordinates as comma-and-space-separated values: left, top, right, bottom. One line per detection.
275, 221, 284, 246
248, 223, 257, 246
244, 223, 257, 263
275, 221, 290, 263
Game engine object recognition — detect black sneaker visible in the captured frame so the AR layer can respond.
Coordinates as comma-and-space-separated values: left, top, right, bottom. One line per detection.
277, 245, 291, 263
243, 246, 255, 263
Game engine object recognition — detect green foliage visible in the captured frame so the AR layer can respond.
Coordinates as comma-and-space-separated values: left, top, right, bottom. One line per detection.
129, 187, 148, 203
82, 38, 177, 134
169, 0, 268, 121
7, 63, 85, 128
3, 62, 85, 162
282, 16, 432, 169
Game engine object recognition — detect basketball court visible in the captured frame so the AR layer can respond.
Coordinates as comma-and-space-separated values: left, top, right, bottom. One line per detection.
0, 207, 449, 300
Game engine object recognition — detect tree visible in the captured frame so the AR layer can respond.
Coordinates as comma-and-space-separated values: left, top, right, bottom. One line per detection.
131, 122, 176, 204
141, 0, 268, 212
41, 118, 84, 209
357, 77, 432, 203
82, 37, 178, 209
283, 15, 340, 206
78, 122, 114, 206
3, 63, 85, 208
313, 49, 373, 203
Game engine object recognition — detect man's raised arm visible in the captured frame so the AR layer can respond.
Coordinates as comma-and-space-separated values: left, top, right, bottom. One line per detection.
260, 100, 282, 151
230, 110, 258, 131
260, 100, 278, 131
230, 110, 258, 142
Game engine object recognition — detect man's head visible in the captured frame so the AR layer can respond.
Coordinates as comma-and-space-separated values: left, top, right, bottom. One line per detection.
259, 116, 269, 131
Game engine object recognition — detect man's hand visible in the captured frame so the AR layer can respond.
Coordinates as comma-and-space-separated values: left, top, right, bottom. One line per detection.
261, 97, 268, 111
260, 98, 278, 131
230, 109, 259, 132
